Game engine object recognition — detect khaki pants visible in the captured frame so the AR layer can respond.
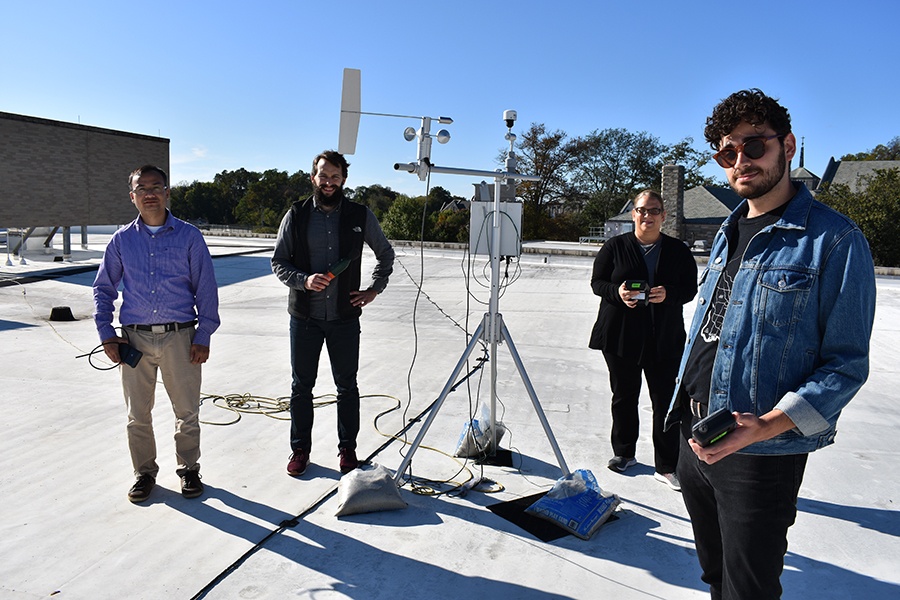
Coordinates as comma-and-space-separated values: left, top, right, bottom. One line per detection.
121, 327, 201, 478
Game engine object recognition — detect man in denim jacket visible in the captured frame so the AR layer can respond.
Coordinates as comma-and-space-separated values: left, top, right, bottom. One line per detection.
665, 89, 876, 600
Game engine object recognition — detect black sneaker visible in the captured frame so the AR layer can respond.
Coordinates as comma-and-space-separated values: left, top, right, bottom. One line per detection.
128, 474, 155, 503
607, 456, 637, 473
180, 470, 204, 499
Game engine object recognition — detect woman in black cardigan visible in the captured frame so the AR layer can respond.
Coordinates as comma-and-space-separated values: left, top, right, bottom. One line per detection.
589, 190, 697, 491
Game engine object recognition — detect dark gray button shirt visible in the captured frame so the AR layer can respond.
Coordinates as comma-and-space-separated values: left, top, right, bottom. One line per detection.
272, 199, 394, 321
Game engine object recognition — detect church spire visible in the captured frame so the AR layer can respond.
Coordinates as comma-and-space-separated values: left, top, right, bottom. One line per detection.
799, 136, 805, 168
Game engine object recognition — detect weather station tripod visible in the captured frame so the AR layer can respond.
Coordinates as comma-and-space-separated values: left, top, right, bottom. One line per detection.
338, 68, 570, 483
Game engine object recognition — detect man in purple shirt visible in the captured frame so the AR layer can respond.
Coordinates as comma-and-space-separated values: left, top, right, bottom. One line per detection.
93, 165, 220, 503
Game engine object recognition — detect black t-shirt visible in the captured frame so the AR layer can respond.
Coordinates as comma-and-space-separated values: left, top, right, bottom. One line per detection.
681, 203, 788, 405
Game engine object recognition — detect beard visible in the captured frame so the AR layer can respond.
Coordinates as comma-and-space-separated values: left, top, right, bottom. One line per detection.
730, 147, 787, 200
313, 184, 344, 207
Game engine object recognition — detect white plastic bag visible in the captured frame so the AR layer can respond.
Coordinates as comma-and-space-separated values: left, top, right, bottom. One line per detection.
454, 405, 507, 457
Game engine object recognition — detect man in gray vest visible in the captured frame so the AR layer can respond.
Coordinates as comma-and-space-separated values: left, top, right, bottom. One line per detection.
272, 150, 394, 476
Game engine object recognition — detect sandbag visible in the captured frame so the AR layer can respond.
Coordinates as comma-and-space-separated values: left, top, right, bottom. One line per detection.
335, 463, 407, 517
525, 469, 620, 540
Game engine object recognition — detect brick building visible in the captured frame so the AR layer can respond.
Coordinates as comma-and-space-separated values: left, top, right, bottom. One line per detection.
0, 111, 169, 228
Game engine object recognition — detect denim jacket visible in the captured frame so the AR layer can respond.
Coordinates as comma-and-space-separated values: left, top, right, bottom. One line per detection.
665, 184, 876, 454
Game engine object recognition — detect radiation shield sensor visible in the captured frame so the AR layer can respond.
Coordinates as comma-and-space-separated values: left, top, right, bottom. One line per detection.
469, 200, 522, 257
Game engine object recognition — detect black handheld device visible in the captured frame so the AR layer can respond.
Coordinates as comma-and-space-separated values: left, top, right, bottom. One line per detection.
118, 343, 143, 368
624, 280, 650, 306
691, 407, 737, 447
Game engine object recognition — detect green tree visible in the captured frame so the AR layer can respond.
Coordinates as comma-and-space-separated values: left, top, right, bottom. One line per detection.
234, 169, 307, 230
509, 123, 583, 239
213, 168, 261, 224
286, 169, 313, 211
170, 181, 226, 223
579, 193, 616, 237
428, 187, 472, 242
381, 194, 430, 240
659, 137, 718, 190
373, 186, 467, 242
350, 184, 398, 219
168, 182, 196, 221
425, 186, 455, 210
569, 128, 665, 224
840, 136, 900, 161
234, 169, 280, 227
432, 209, 469, 243
817, 167, 900, 267
512, 123, 583, 208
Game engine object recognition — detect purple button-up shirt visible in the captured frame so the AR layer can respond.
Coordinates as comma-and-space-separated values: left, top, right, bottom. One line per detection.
93, 211, 220, 347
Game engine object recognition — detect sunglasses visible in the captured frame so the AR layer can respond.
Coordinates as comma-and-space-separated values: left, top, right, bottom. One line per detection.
713, 134, 783, 168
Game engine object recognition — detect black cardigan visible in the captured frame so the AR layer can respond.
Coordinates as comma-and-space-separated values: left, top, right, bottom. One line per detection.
588, 232, 698, 365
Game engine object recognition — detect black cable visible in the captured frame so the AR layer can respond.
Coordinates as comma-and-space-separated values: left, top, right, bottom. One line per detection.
395, 201, 526, 492
74, 327, 134, 370
394, 253, 477, 339
379, 353, 501, 496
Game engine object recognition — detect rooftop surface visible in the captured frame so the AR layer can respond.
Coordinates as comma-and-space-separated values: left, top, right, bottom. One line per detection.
1, 233, 898, 599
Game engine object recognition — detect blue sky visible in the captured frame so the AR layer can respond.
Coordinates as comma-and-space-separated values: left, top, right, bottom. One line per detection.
2, 1, 897, 200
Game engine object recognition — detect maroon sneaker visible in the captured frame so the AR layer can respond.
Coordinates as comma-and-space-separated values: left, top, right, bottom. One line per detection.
287, 450, 309, 476
338, 447, 359, 474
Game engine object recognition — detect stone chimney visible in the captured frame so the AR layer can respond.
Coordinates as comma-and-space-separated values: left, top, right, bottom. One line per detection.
661, 164, 685, 239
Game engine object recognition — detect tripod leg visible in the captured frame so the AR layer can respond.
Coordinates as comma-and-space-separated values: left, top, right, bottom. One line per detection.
499, 319, 571, 477
393, 319, 488, 483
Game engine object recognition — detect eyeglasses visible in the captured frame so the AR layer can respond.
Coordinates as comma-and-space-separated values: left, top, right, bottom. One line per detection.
131, 185, 167, 197
634, 206, 663, 216
713, 134, 783, 168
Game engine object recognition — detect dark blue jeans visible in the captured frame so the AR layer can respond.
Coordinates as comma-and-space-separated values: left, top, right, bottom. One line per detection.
677, 428, 807, 600
289, 316, 361, 453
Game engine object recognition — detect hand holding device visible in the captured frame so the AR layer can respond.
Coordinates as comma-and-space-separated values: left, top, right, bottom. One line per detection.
624, 280, 650, 306
692, 407, 737, 447
118, 343, 143, 368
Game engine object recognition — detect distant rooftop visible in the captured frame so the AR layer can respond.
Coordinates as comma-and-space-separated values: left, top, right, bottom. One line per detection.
819, 158, 900, 193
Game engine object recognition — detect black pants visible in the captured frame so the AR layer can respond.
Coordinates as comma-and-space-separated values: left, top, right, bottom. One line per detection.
289, 316, 361, 453
677, 430, 808, 600
602, 351, 680, 473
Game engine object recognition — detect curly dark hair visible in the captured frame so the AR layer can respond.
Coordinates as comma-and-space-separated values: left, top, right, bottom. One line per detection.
312, 150, 350, 179
704, 89, 791, 150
